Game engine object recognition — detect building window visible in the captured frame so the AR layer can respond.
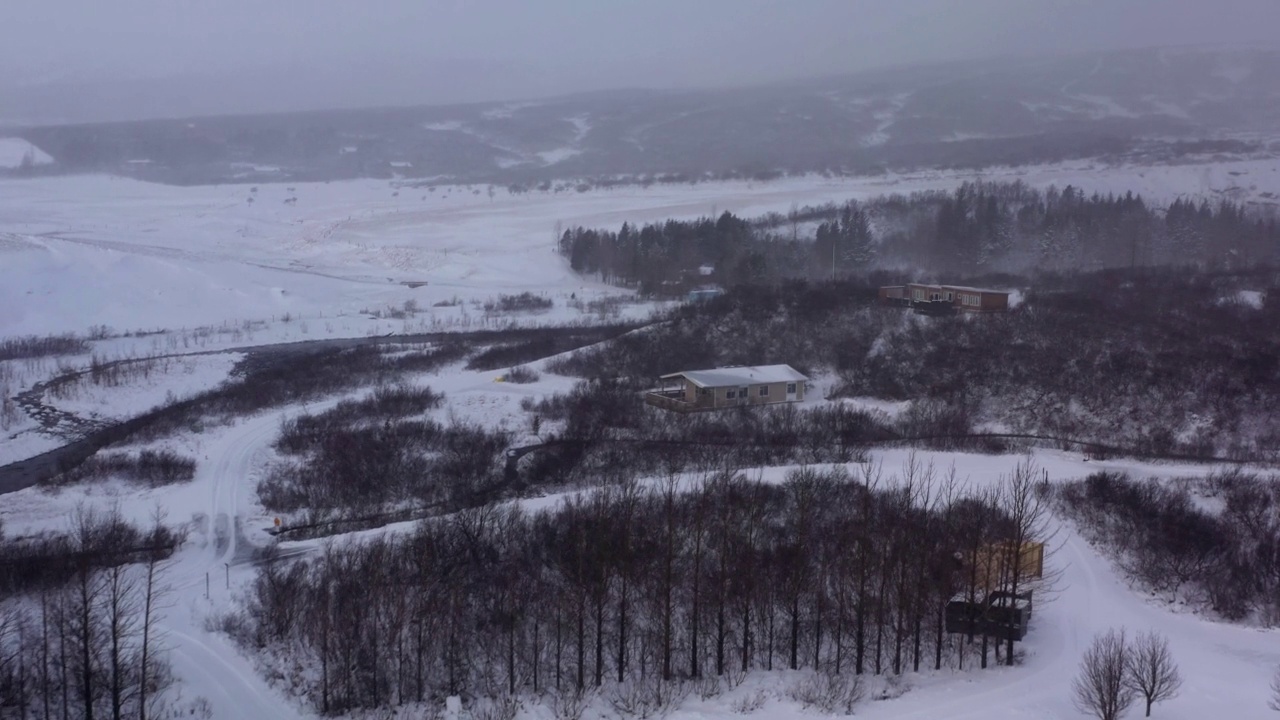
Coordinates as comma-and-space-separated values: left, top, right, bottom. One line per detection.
726, 389, 736, 399
787, 383, 797, 394
759, 386, 769, 397
699, 388, 711, 396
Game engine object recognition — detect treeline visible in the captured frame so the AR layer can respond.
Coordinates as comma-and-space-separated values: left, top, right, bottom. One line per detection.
234, 461, 1051, 716
0, 509, 181, 718
557, 182, 1280, 286
1058, 471, 1280, 623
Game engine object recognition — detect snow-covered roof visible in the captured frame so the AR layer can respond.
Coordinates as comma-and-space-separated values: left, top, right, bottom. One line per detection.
906, 282, 1009, 295
942, 285, 1009, 295
661, 364, 808, 388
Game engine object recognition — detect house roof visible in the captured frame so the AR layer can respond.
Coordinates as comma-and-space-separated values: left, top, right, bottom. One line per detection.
661, 364, 808, 388
905, 282, 1009, 295
942, 285, 1009, 295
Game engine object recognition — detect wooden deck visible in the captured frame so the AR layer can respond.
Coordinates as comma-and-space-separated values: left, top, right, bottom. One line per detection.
644, 391, 712, 413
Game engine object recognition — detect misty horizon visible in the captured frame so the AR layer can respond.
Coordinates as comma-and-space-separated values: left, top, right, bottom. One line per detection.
5, 0, 1280, 125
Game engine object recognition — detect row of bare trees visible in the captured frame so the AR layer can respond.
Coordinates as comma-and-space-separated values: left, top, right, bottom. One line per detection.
235, 459, 1053, 715
0, 509, 178, 719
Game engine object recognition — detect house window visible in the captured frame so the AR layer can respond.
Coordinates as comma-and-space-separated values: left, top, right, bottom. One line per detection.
759, 386, 769, 397
726, 389, 736, 399
787, 383, 797, 394
699, 388, 712, 396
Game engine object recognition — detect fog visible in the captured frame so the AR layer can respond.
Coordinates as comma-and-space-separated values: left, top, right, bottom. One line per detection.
4, 0, 1279, 123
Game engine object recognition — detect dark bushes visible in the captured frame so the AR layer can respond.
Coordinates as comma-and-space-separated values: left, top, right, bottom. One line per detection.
464, 324, 638, 371
0, 333, 90, 361
1057, 471, 1280, 622
46, 449, 197, 487
262, 393, 510, 515
114, 343, 467, 443
0, 509, 182, 597
483, 292, 553, 313
501, 366, 540, 383
516, 379, 898, 486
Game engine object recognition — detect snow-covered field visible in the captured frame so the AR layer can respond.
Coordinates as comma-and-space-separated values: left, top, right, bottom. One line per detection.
4, 161, 1280, 718
2, 156, 1279, 339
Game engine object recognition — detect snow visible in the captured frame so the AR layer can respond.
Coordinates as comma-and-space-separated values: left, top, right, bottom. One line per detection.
537, 146, 582, 164
664, 364, 808, 388
421, 121, 463, 131
1073, 94, 1140, 119
1235, 289, 1265, 309
861, 93, 911, 147
5, 160, 1280, 717
47, 352, 242, 423
5, 333, 1280, 719
0, 158, 1274, 394
272, 447, 1280, 719
0, 137, 54, 168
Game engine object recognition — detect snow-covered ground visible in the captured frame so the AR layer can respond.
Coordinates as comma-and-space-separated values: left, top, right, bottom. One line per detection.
47, 352, 242, 423
5, 333, 1278, 718
4, 162, 1280, 718
2, 157, 1279, 339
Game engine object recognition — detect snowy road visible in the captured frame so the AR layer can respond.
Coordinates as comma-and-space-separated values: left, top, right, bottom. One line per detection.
158, 411, 307, 720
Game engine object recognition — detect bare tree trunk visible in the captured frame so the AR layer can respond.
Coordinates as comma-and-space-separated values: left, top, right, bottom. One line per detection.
139, 553, 161, 720
76, 564, 96, 720
41, 591, 51, 720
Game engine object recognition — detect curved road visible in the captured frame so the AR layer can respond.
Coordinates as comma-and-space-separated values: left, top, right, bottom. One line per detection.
159, 410, 306, 719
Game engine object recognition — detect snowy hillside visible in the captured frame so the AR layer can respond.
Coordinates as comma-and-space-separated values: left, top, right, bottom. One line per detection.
0, 137, 54, 168
13, 47, 1280, 185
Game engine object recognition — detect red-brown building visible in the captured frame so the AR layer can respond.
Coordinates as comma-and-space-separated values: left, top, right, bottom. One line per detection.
879, 284, 1011, 313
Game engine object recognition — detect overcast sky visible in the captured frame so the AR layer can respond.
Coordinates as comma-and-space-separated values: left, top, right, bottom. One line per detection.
4, 0, 1278, 123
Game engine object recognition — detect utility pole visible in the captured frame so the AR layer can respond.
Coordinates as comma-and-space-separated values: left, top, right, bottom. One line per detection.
225, 563, 230, 590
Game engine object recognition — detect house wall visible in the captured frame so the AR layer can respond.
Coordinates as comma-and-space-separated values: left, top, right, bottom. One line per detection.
681, 379, 718, 408
708, 380, 805, 407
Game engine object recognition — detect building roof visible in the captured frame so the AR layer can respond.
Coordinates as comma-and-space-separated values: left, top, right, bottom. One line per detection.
942, 285, 1010, 295
661, 364, 808, 388
904, 282, 1009, 296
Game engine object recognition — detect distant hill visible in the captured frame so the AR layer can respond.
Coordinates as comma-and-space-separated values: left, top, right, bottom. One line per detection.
8, 46, 1280, 185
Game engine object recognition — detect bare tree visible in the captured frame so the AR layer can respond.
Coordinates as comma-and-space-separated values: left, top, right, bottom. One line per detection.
1000, 458, 1057, 666
1073, 629, 1135, 720
1124, 630, 1181, 717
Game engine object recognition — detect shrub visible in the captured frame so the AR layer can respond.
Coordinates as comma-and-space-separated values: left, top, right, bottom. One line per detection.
503, 366, 540, 384
483, 292, 553, 313
46, 449, 197, 487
